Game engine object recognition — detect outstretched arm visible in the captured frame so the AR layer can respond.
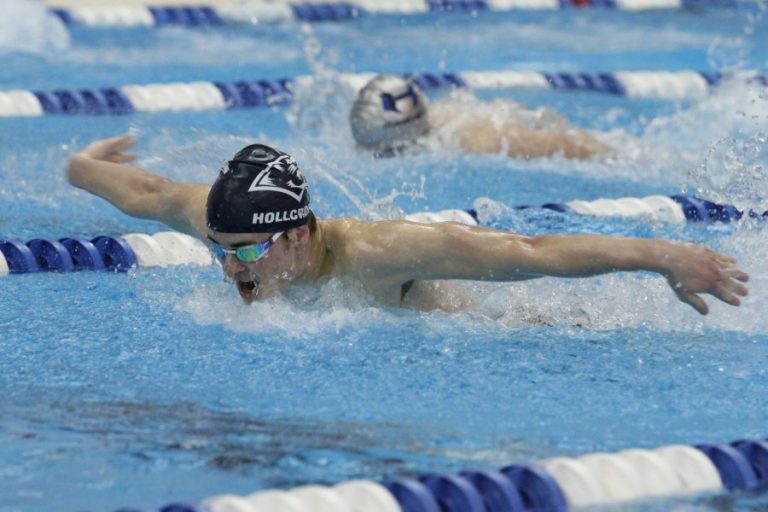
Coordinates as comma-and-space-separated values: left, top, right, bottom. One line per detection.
349, 221, 749, 315
67, 135, 210, 240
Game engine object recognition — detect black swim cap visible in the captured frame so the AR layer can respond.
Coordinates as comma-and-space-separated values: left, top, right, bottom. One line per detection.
206, 144, 311, 233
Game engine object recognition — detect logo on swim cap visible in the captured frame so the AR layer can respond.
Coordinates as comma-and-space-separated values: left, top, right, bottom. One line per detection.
246, 154, 307, 203
349, 74, 429, 151
206, 144, 311, 234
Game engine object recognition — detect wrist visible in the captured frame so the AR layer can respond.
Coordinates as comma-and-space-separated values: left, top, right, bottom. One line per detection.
642, 239, 676, 275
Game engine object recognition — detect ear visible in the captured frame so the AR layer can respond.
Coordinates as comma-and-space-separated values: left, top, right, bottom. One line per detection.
286, 225, 310, 243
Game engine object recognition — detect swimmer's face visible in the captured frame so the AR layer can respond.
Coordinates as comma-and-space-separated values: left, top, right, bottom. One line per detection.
208, 227, 309, 304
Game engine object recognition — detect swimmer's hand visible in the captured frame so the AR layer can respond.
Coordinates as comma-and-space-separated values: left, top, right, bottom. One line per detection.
658, 242, 749, 315
79, 134, 137, 163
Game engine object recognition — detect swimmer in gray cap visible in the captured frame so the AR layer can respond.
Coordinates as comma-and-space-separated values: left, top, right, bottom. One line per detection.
350, 74, 431, 156
67, 134, 747, 315
350, 74, 610, 159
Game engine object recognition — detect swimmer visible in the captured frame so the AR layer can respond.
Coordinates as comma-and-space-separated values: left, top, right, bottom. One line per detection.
66, 135, 749, 315
350, 74, 610, 159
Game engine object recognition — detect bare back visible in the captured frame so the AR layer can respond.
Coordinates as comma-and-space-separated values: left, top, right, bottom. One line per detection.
428, 98, 610, 160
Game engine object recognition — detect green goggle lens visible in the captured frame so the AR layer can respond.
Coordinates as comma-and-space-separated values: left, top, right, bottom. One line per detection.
210, 231, 284, 263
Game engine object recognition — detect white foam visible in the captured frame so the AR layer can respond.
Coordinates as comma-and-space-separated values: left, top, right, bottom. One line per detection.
179, 278, 402, 340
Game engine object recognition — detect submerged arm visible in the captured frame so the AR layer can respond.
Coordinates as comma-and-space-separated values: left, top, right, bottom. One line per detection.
66, 135, 210, 240
502, 125, 611, 160
456, 119, 611, 160
352, 221, 749, 315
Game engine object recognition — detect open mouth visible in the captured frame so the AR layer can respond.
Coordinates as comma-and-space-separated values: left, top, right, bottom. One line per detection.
236, 279, 259, 302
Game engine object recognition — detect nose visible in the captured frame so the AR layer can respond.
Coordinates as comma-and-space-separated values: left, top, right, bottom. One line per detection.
221, 253, 246, 276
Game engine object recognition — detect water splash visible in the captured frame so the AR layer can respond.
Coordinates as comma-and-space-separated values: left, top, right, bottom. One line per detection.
623, 80, 768, 189
0, 0, 69, 55
286, 25, 357, 145
681, 81, 768, 209
178, 278, 402, 340
706, 0, 767, 70
689, 131, 768, 209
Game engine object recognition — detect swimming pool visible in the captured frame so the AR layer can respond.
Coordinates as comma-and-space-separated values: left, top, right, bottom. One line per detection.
1, 0, 768, 510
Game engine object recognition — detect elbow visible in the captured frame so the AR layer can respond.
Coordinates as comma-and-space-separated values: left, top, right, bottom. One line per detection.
513, 235, 555, 276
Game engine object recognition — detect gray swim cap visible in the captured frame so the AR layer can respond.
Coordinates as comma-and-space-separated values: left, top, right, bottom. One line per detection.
349, 74, 429, 150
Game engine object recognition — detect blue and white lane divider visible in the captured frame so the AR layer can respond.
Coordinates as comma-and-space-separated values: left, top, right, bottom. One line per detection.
2, 70, 766, 117
407, 194, 768, 226
0, 194, 763, 277
0, 231, 212, 276
114, 437, 768, 511
45, 0, 741, 27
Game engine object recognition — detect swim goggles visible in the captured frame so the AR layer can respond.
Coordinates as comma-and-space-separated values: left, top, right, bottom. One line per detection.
381, 85, 419, 113
209, 231, 284, 263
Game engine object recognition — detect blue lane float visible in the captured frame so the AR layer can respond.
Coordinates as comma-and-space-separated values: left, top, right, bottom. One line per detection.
0, 236, 132, 273
0, 240, 39, 274
695, 444, 759, 491
421, 474, 487, 512
3, 69, 767, 117
733, 440, 768, 484
381, 478, 442, 512
59, 237, 106, 271
91, 236, 138, 272
291, 3, 360, 22
122, 435, 768, 511
26, 238, 75, 272
501, 465, 569, 511
0, 231, 212, 277
460, 470, 527, 511
45, 0, 742, 28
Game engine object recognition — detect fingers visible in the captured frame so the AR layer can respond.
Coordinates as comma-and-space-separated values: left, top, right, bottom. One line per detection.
104, 134, 135, 154
712, 284, 741, 307
112, 152, 137, 163
718, 267, 749, 298
678, 291, 709, 315
724, 278, 749, 297
113, 134, 136, 149
82, 134, 136, 160
728, 268, 750, 283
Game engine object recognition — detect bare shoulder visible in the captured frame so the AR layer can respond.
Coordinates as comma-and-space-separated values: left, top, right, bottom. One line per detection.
320, 218, 481, 270
318, 217, 368, 258
318, 218, 424, 302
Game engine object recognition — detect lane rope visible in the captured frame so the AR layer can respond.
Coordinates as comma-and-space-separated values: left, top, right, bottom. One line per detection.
1, 70, 765, 117
44, 0, 743, 27
113, 437, 768, 511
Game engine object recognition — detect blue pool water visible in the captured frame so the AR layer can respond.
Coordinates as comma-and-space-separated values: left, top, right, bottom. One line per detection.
1, 1, 767, 511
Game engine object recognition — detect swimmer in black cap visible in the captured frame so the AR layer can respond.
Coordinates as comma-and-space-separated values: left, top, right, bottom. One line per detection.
67, 135, 748, 315
205, 143, 313, 301
350, 74, 610, 159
